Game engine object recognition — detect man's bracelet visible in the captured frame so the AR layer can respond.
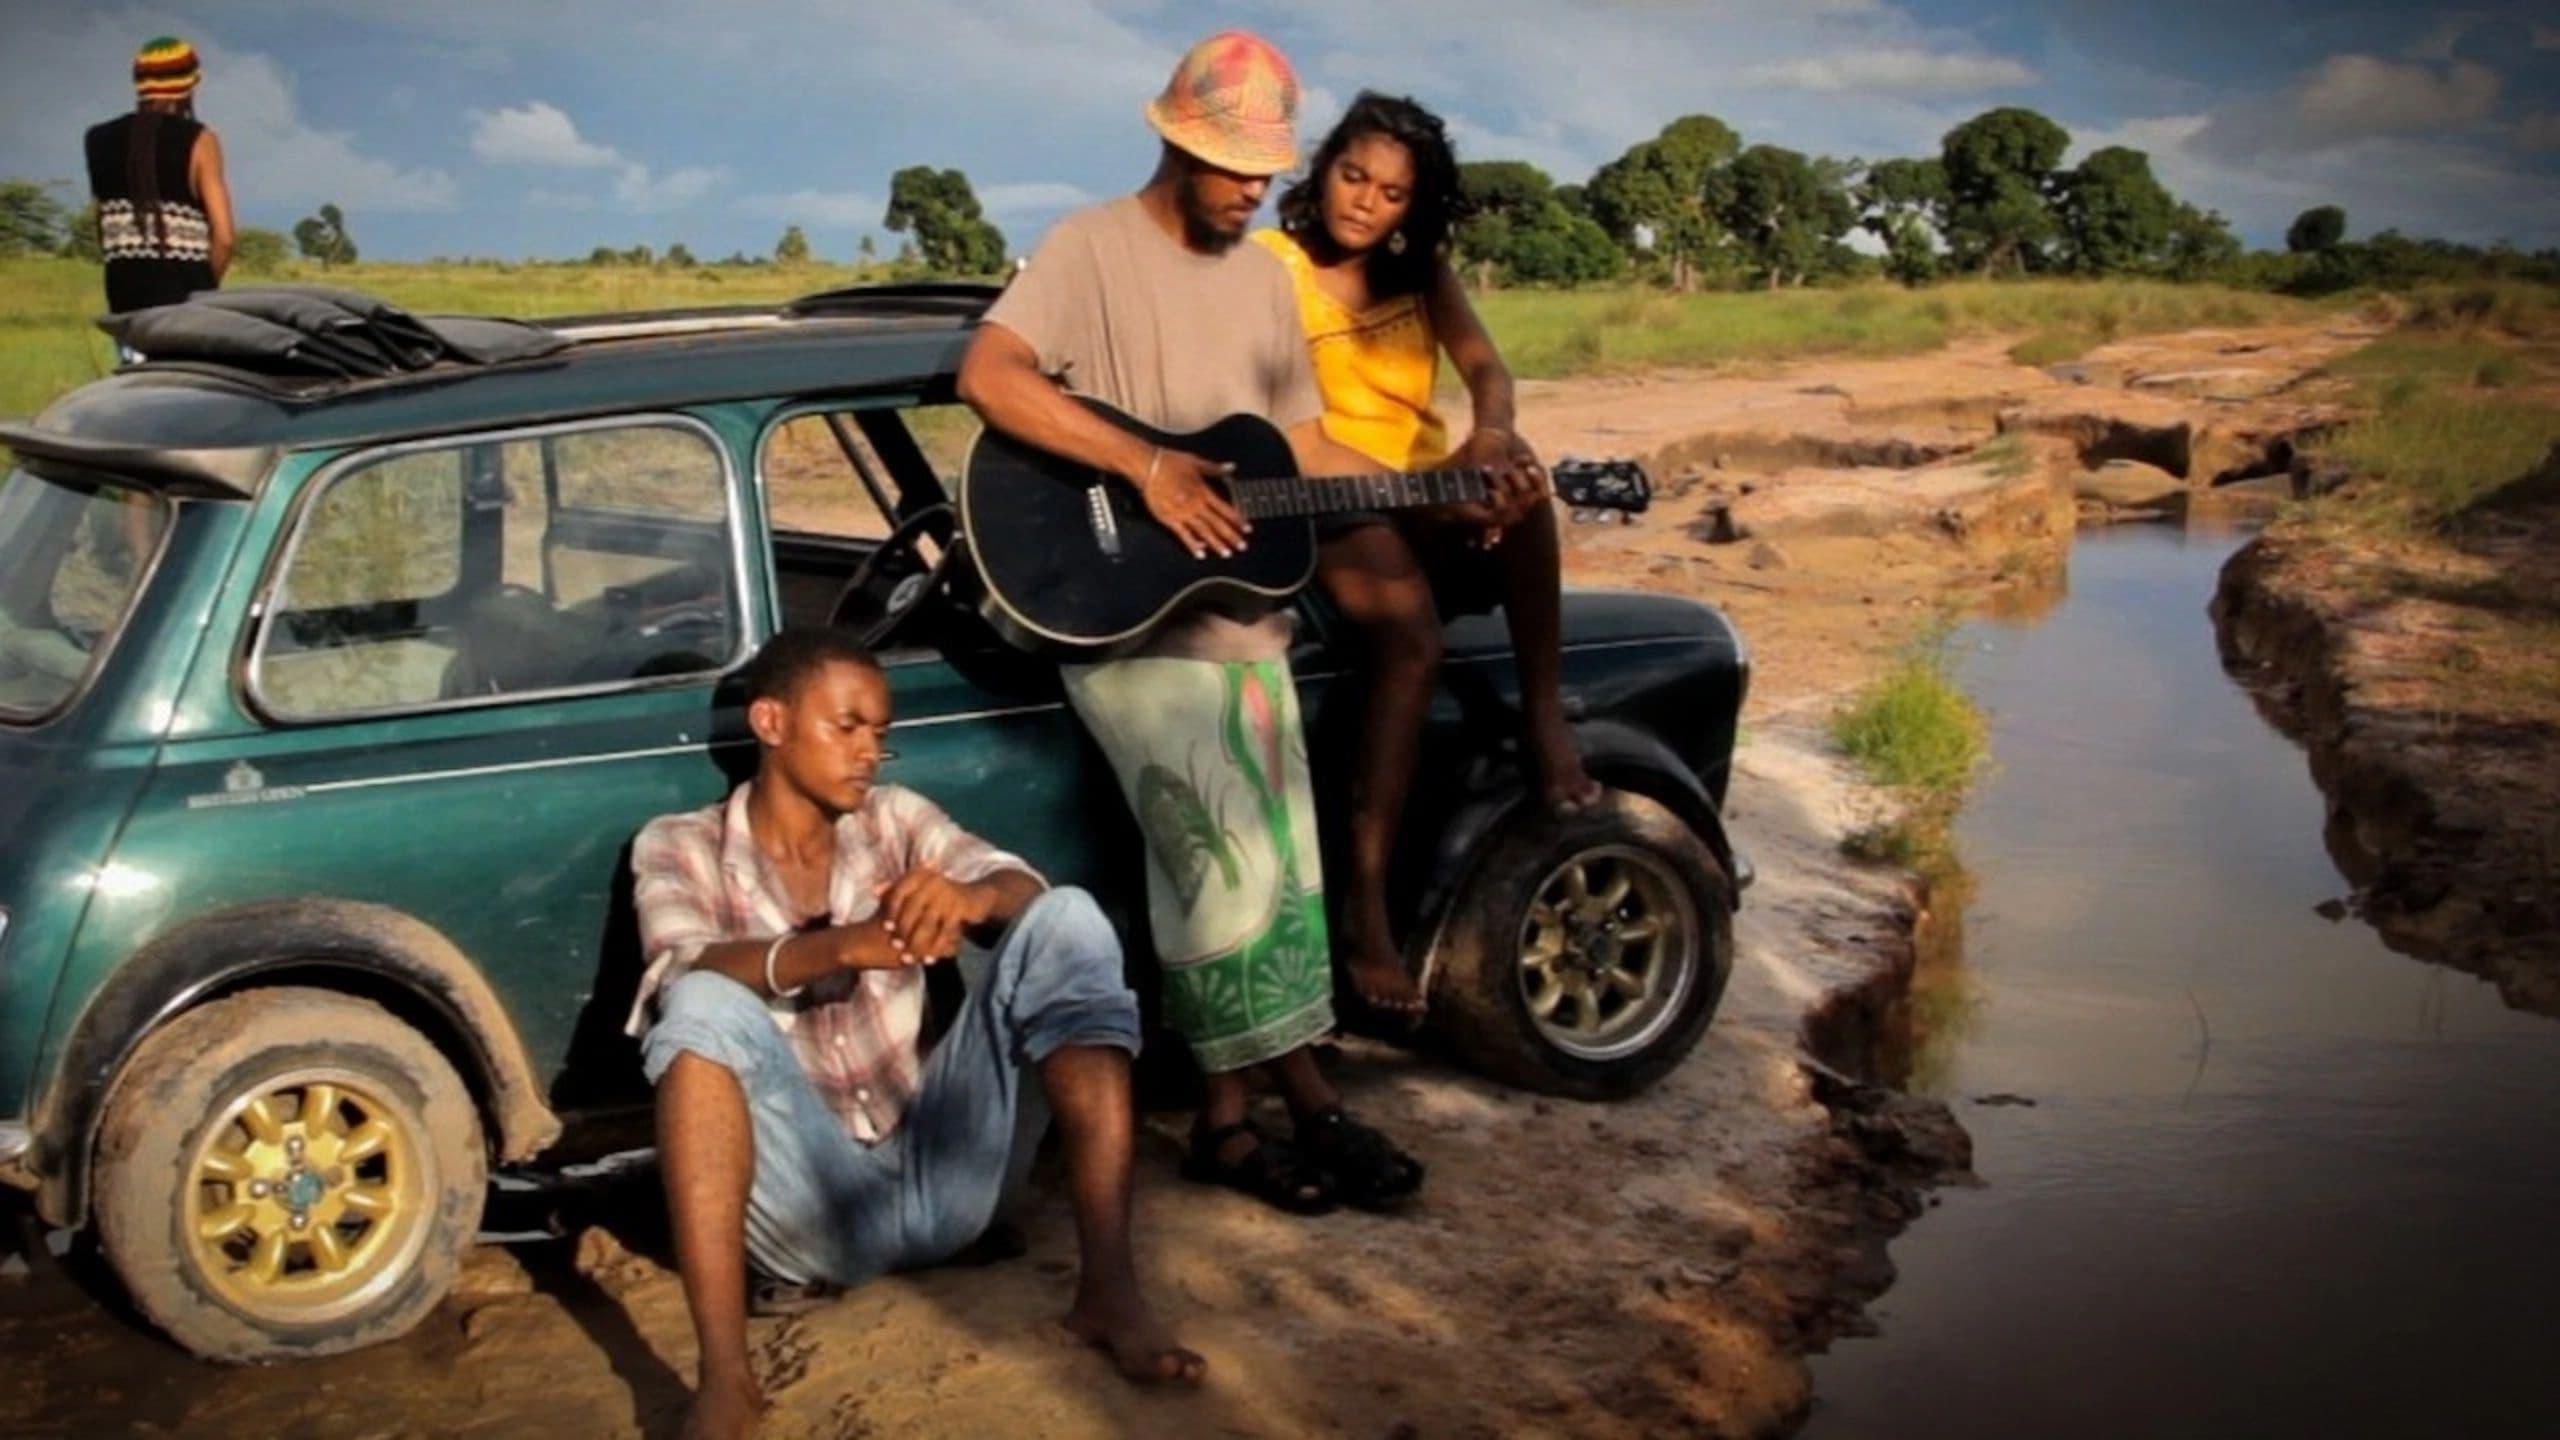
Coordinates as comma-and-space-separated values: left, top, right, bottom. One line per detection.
763, 931, 807, 999
1141, 445, 1164, 489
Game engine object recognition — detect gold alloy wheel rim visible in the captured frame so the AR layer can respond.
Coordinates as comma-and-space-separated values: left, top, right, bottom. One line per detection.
180, 1070, 429, 1322
1517, 844, 1698, 1063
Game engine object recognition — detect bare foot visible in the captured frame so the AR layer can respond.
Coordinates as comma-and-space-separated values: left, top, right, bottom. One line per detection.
1343, 924, 1426, 1018
1064, 1287, 1207, 1386
1529, 717, 1602, 816
680, 1372, 767, 1440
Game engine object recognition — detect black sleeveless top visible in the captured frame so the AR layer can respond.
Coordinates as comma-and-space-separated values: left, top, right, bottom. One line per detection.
85, 112, 217, 314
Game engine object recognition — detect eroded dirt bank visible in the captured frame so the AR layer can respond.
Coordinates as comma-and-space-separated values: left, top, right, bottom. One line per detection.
0, 319, 2368, 1438
2213, 450, 2560, 1016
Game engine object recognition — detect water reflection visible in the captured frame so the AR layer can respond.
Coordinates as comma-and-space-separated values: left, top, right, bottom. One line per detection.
1804, 524, 2560, 1440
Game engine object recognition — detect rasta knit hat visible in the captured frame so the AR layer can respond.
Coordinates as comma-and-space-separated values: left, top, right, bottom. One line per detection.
1144, 30, 1299, 177
134, 36, 201, 101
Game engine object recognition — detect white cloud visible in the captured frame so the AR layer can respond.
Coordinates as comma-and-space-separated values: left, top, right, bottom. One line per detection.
2191, 54, 2506, 163
1746, 49, 2037, 96
2291, 55, 2499, 142
467, 98, 722, 211
2409, 14, 2477, 63
469, 101, 621, 169
2076, 108, 2551, 249
210, 48, 462, 212
977, 181, 1098, 216
613, 164, 724, 211
744, 188, 886, 230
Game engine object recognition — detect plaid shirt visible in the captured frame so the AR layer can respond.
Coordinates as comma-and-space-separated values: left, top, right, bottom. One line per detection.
625, 782, 1037, 1144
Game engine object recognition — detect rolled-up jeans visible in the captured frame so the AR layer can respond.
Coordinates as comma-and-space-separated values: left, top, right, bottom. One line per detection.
640, 886, 1141, 1287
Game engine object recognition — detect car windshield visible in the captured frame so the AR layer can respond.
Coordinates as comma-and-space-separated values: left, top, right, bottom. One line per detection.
0, 465, 170, 721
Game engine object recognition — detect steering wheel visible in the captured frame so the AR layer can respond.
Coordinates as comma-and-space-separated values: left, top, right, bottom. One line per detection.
569, 594, 736, 685
828, 503, 963, 648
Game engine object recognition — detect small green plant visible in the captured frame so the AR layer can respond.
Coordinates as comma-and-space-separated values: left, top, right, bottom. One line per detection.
1974, 433, 2034, 480
1831, 628, 1989, 802
1833, 630, 1988, 893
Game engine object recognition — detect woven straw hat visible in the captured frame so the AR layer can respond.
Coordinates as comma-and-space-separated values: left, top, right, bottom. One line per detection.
134, 36, 201, 101
1144, 30, 1300, 176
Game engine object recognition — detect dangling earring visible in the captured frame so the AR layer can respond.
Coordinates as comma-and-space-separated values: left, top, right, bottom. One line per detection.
1386, 229, 1408, 256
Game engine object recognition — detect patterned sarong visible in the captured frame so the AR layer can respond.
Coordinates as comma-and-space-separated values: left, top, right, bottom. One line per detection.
1063, 656, 1334, 1073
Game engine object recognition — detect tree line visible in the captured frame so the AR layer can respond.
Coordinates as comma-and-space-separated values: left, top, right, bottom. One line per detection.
8, 107, 2553, 294
0, 178, 338, 271
1449, 106, 2560, 293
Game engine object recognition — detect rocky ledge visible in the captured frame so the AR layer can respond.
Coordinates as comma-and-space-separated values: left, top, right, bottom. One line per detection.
2212, 453, 2560, 1015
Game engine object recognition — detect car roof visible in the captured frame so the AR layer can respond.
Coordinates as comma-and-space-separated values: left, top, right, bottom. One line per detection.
1, 284, 997, 498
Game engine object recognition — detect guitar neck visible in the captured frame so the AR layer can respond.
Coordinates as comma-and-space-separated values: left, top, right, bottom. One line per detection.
1230, 468, 1491, 521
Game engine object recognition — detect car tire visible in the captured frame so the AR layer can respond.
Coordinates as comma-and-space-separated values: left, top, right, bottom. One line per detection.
93, 987, 487, 1362
1429, 790, 1734, 1100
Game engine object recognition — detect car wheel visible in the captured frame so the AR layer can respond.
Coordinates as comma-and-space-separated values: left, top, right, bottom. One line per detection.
93, 987, 486, 1362
1429, 790, 1734, 1100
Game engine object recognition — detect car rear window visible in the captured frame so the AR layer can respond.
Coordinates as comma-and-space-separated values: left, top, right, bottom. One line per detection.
0, 465, 170, 722
252, 418, 746, 720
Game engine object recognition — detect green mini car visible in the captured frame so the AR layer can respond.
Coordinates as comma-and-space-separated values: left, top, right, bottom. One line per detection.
0, 284, 1748, 1361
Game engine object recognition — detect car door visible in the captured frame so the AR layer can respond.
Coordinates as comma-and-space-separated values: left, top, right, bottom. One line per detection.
84, 416, 758, 1110
755, 402, 1144, 919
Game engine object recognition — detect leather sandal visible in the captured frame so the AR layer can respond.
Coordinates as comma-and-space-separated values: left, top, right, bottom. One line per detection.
1297, 1108, 1424, 1211
1181, 1118, 1337, 1215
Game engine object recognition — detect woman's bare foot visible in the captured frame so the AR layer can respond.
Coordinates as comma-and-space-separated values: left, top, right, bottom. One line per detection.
681, 1371, 767, 1440
1064, 1283, 1207, 1386
1343, 915, 1426, 1018
1529, 716, 1602, 816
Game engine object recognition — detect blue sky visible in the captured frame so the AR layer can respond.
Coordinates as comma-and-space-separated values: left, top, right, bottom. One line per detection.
3, 0, 2554, 261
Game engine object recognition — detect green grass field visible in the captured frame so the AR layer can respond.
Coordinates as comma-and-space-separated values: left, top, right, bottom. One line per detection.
0, 256, 888, 419
2303, 294, 2560, 532
5, 255, 2347, 421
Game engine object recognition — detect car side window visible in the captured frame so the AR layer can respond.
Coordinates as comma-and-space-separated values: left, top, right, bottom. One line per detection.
763, 414, 897, 541
254, 419, 743, 720
899, 404, 983, 489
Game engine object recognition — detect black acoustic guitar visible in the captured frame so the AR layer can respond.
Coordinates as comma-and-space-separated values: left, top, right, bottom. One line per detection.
958, 396, 1652, 659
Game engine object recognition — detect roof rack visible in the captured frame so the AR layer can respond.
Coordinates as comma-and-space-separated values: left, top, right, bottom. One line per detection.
542, 308, 790, 342
537, 282, 1001, 345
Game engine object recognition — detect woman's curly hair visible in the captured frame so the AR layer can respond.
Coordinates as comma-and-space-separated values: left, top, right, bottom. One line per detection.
1277, 91, 1469, 299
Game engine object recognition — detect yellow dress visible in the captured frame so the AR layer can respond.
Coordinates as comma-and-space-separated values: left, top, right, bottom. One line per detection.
1252, 228, 1448, 471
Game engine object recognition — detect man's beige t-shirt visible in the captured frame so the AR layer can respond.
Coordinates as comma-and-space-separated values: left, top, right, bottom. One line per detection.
982, 195, 1322, 661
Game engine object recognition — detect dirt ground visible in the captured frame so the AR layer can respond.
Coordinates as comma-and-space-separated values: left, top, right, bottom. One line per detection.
0, 319, 2369, 1439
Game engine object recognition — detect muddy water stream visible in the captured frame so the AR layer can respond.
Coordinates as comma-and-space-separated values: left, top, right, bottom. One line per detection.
1805, 524, 2560, 1437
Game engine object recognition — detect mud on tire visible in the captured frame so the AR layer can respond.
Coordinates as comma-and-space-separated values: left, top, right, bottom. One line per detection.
1429, 791, 1734, 1100
92, 987, 486, 1362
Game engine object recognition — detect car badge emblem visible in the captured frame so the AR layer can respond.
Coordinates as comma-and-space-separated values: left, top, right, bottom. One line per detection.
225, 761, 266, 794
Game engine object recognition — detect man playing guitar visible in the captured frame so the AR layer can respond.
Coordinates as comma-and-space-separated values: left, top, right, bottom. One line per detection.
960, 31, 1516, 1216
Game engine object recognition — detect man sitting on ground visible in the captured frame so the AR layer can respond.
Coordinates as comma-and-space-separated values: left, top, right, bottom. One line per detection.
626, 626, 1201, 1440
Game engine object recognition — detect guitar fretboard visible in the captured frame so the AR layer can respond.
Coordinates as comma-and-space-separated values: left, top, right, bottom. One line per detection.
1229, 469, 1492, 520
